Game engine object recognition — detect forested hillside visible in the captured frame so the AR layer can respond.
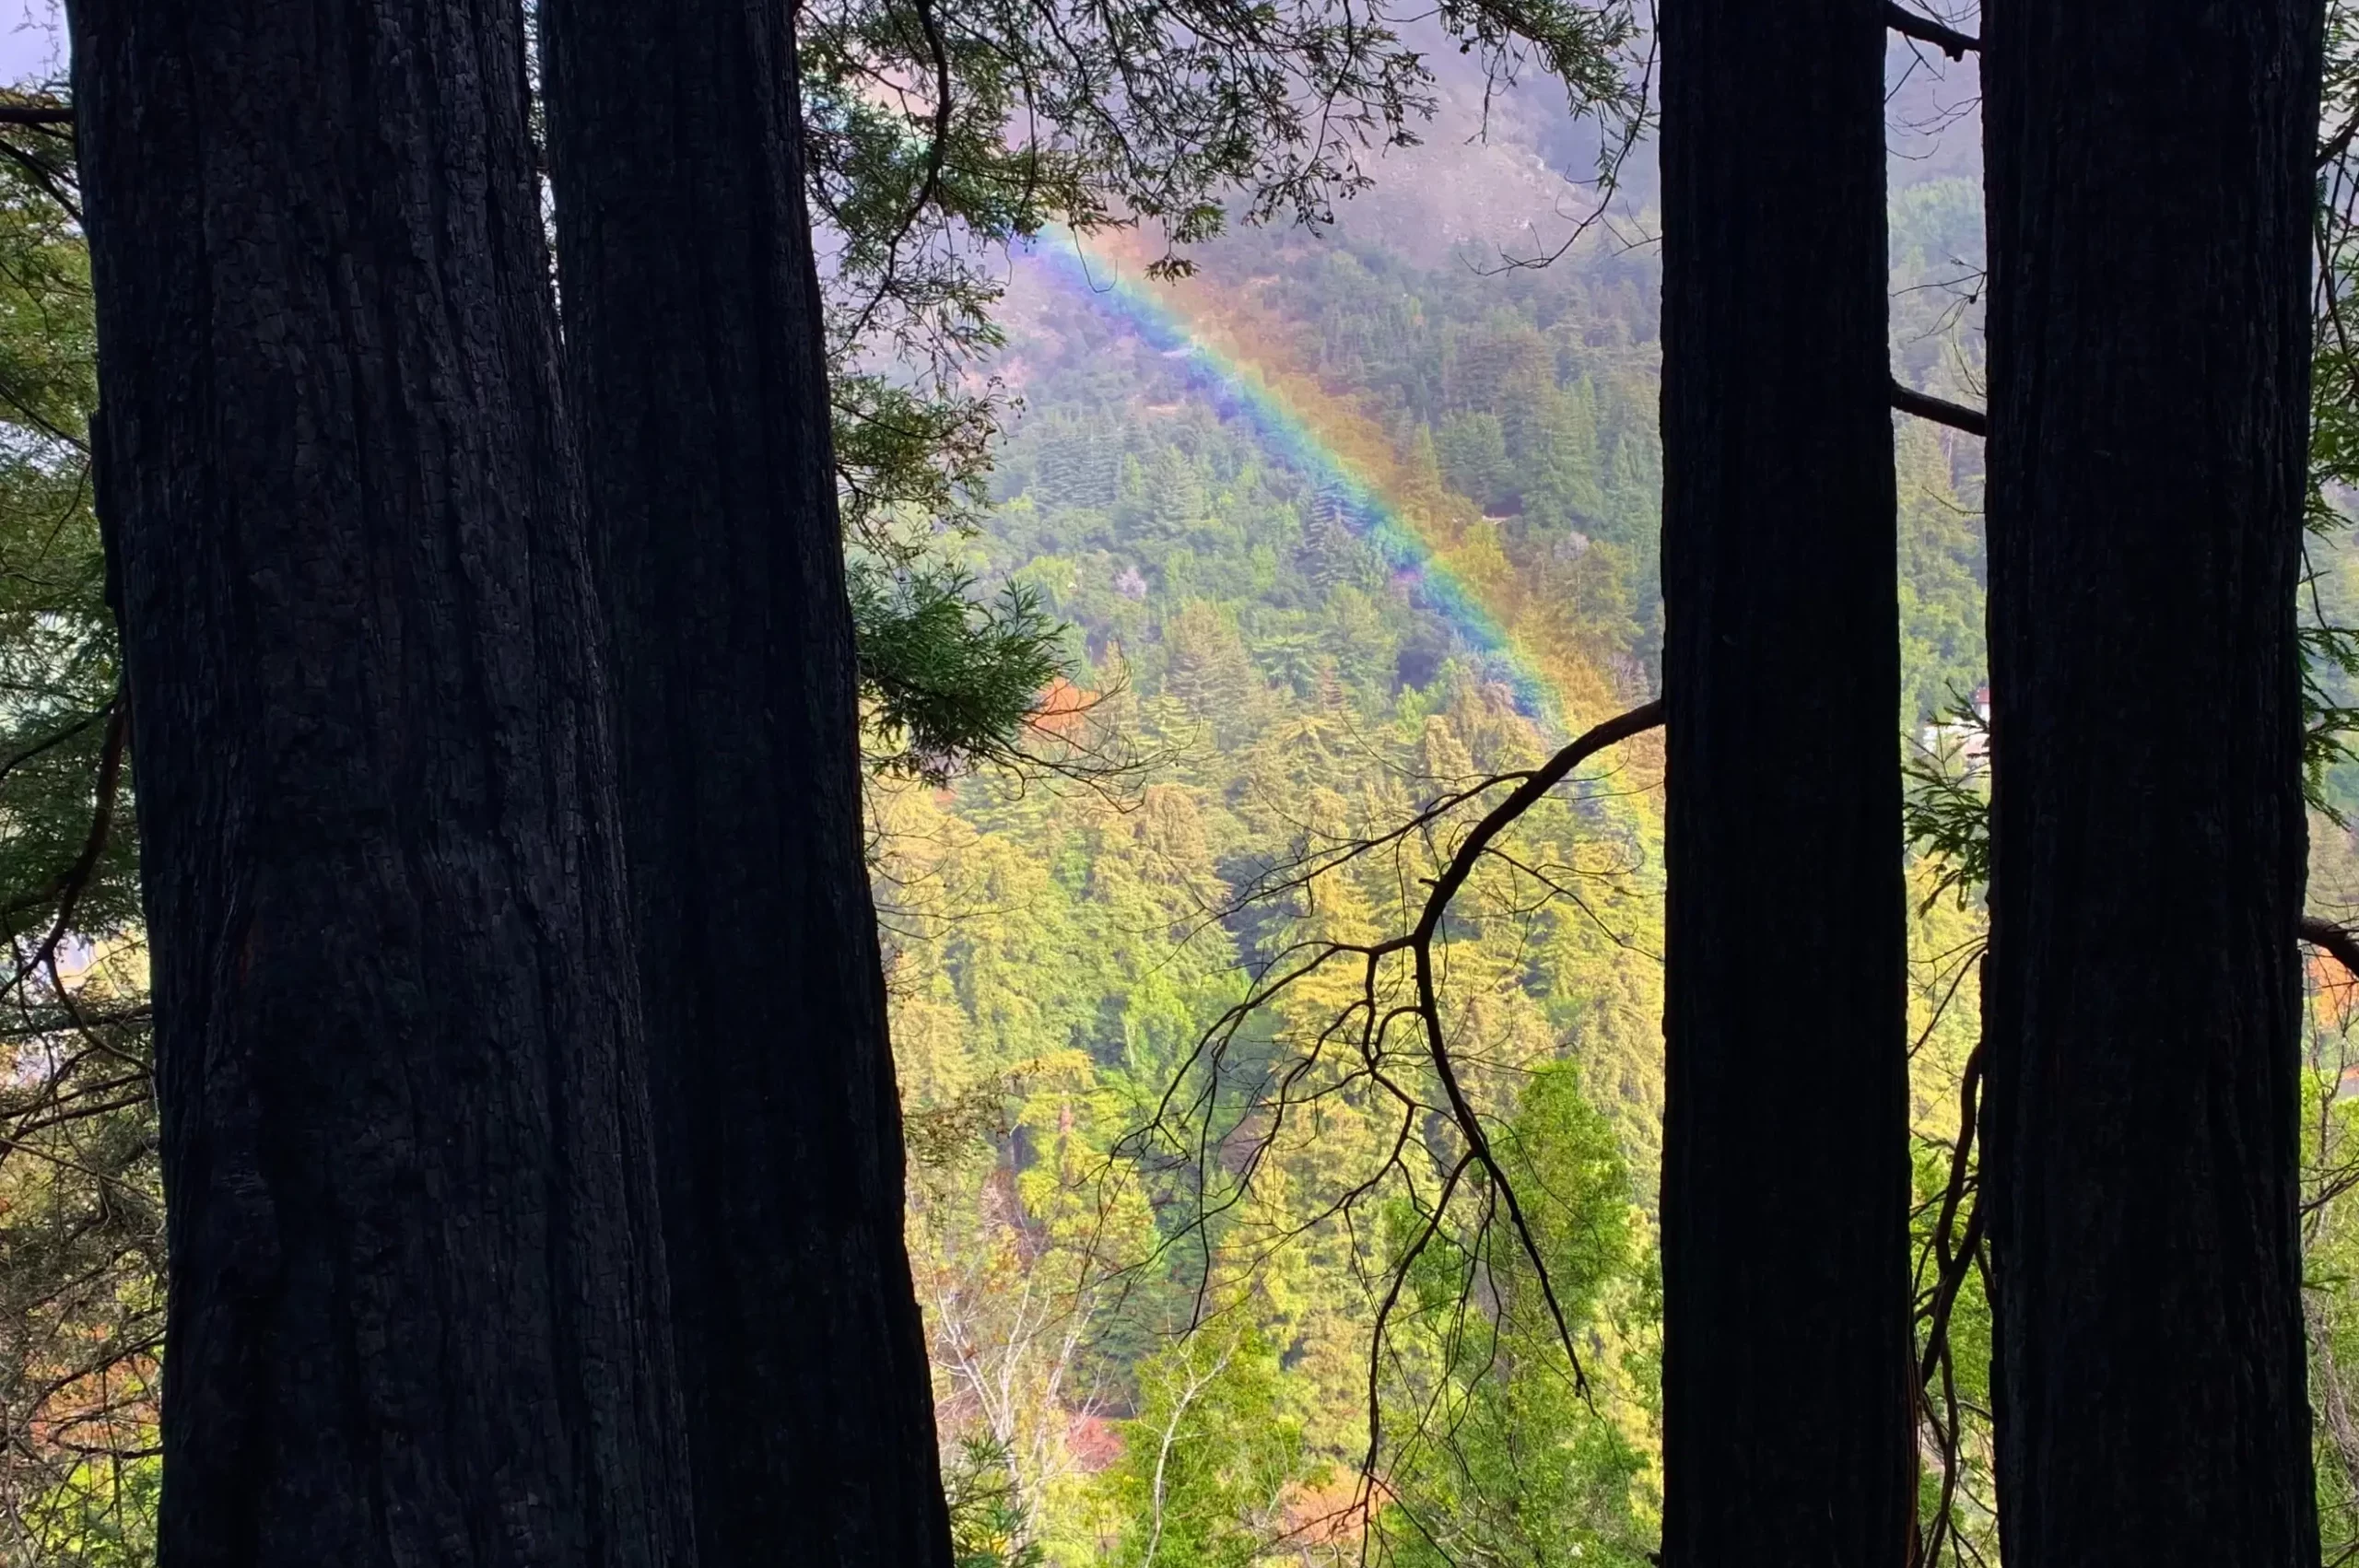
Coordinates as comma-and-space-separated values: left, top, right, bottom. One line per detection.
7, 12, 2359, 1566
871, 98, 2359, 1557
876, 181, 2001, 1562
885, 221, 1683, 1565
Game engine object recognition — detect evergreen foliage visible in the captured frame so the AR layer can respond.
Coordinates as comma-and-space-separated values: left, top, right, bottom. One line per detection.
0, 103, 158, 1563
5, 5, 2359, 1561
801, 0, 1649, 784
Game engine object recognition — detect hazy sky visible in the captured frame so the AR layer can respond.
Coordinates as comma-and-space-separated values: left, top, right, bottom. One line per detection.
0, 0, 61, 89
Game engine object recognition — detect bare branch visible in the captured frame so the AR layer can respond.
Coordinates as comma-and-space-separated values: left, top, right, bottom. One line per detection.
2306, 914, 2359, 983
6, 692, 126, 981
1892, 378, 1989, 438
843, 0, 957, 350
2323, 108, 2359, 172
1884, 4, 1979, 62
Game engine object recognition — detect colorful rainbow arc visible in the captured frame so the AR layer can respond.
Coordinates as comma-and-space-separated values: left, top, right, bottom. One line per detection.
1025, 232, 1567, 729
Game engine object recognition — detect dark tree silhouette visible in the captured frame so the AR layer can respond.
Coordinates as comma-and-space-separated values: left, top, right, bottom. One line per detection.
1658, 0, 1914, 1562
1982, 3, 2326, 1562
540, 3, 954, 1563
63, 0, 696, 1562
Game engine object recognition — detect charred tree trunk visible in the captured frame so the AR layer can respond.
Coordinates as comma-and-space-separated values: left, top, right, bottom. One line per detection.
64, 3, 695, 1562
539, 5, 954, 1563
1658, 1, 1914, 1562
1981, 3, 2324, 1562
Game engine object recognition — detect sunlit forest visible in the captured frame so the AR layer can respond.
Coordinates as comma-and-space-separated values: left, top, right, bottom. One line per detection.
0, 0, 2353, 1564
876, 177, 1994, 1561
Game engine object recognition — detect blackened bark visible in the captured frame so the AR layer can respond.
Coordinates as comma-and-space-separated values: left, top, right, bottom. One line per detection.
65, 3, 694, 1562
539, 4, 954, 1563
1982, 4, 2323, 1562
1658, 2, 1914, 1562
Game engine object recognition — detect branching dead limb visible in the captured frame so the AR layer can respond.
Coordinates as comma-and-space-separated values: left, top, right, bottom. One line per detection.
1884, 4, 1978, 61
1913, 962, 1988, 1568
1118, 696, 1664, 1544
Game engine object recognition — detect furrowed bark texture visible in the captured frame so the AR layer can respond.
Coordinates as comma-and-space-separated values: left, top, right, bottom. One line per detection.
1981, 4, 2323, 1562
540, 4, 954, 1562
65, 4, 694, 1562
1658, 1, 1913, 1562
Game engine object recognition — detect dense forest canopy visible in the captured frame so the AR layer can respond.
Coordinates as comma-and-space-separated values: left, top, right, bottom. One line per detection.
0, 1, 2351, 1564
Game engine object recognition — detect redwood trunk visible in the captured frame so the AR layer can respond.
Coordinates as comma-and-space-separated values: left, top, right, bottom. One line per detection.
1658, 1, 1914, 1562
539, 5, 954, 1562
1981, 3, 2323, 1562
65, 3, 693, 1561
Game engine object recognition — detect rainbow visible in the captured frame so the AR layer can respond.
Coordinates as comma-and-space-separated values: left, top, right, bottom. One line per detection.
1024, 231, 1570, 730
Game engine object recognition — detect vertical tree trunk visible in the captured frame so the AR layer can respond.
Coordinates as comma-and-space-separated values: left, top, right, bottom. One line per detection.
1658, 2, 1914, 1562
538, 6, 954, 1563
65, 4, 694, 1562
1981, 4, 2323, 1562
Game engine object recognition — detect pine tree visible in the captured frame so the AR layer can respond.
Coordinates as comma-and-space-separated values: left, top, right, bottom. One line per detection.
1437, 411, 1510, 509
1657, 0, 1913, 1562
63, 0, 695, 1559
1981, 3, 2326, 1561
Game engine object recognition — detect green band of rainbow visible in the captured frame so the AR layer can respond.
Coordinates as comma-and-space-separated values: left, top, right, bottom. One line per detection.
1028, 232, 1566, 728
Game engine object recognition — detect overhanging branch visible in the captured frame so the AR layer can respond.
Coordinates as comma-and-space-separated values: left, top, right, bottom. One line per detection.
1124, 696, 1666, 1491
1891, 378, 1989, 439
2304, 914, 2359, 983
1884, 3, 1979, 60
